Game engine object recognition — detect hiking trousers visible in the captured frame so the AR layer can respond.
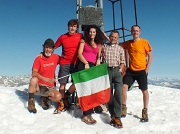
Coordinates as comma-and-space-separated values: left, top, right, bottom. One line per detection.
107, 67, 123, 118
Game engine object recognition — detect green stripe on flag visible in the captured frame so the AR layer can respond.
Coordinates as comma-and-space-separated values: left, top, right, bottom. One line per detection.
72, 63, 108, 84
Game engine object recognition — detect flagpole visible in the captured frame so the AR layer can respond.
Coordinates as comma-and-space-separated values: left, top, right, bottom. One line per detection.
57, 74, 70, 80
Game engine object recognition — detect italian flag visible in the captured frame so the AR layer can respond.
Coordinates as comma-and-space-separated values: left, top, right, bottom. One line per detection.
72, 63, 110, 111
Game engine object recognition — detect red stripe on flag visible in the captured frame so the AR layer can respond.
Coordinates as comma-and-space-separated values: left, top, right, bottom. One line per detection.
78, 88, 111, 111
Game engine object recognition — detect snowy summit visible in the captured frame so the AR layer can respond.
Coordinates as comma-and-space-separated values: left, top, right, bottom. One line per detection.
0, 82, 180, 134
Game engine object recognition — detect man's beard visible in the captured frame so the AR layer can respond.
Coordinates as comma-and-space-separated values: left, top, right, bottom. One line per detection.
44, 52, 52, 57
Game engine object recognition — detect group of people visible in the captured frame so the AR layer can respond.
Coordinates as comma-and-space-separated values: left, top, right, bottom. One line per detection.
27, 19, 152, 128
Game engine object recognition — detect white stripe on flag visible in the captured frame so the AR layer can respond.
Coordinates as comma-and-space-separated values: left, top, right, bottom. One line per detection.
75, 74, 110, 97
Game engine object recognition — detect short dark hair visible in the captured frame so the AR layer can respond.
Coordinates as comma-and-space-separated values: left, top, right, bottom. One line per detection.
131, 25, 141, 31
67, 19, 79, 28
110, 30, 120, 36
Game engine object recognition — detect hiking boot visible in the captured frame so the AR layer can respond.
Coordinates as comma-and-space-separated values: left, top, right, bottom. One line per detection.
81, 115, 97, 125
94, 105, 103, 114
28, 98, 37, 113
121, 104, 127, 117
110, 118, 116, 126
110, 117, 123, 128
53, 100, 66, 114
63, 93, 70, 109
56, 100, 65, 111
140, 108, 149, 122
40, 96, 49, 110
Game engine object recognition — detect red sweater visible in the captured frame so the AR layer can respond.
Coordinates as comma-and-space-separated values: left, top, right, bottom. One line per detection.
55, 32, 83, 64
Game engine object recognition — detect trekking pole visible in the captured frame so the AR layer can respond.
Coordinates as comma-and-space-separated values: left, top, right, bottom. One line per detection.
72, 91, 78, 118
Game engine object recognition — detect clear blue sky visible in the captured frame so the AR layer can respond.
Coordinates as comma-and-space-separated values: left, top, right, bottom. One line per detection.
0, 0, 180, 79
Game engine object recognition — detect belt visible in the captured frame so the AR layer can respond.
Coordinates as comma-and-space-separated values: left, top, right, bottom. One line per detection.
108, 66, 119, 69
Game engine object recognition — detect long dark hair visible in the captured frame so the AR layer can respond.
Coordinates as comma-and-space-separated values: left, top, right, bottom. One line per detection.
83, 25, 105, 45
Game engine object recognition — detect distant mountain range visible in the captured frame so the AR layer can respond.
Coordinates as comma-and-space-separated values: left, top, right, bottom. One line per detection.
148, 77, 180, 89
0, 75, 180, 89
0, 74, 31, 87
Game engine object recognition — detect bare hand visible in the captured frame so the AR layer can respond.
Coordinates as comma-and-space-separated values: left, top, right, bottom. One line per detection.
35, 52, 43, 58
46, 78, 56, 84
145, 69, 148, 74
96, 60, 100, 66
121, 67, 127, 77
85, 64, 90, 69
80, 39, 85, 43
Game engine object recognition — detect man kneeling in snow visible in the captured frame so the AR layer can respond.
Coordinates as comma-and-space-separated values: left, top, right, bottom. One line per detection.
28, 38, 62, 113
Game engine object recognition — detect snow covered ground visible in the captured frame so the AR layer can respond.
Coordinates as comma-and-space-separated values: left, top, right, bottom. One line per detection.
0, 84, 180, 134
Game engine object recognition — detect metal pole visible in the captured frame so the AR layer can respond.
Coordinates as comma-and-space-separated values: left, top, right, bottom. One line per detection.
78, 0, 82, 33
119, 0, 125, 42
119, 0, 129, 67
76, 0, 79, 21
112, 2, 116, 30
98, 0, 104, 31
134, 0, 138, 25
95, 0, 98, 7
57, 74, 70, 80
